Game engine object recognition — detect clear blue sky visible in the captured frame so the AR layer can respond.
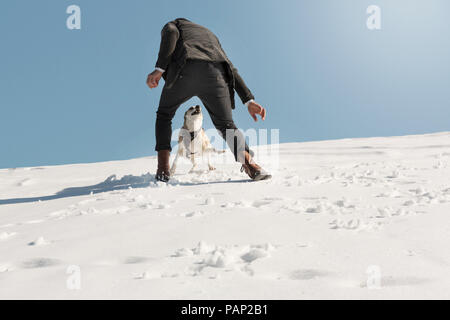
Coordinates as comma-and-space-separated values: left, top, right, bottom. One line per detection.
1, 0, 449, 168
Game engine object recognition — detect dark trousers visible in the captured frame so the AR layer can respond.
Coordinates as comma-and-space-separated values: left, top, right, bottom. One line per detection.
155, 60, 250, 161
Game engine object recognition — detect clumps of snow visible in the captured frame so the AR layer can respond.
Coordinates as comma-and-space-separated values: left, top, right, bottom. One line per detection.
137, 270, 180, 280
101, 206, 131, 215
161, 272, 180, 278
376, 189, 402, 198
410, 187, 427, 196
205, 249, 237, 268
284, 175, 301, 187
387, 171, 401, 179
137, 270, 161, 280
251, 200, 272, 208
235, 200, 251, 208
396, 208, 414, 216
48, 209, 74, 220
173, 241, 275, 276
0, 232, 17, 241
305, 205, 322, 213
221, 200, 251, 209
78, 207, 100, 216
157, 203, 171, 210
2, 133, 450, 298
314, 174, 333, 184
376, 206, 397, 218
138, 200, 157, 209
28, 236, 51, 246
433, 161, 441, 169
173, 248, 194, 257
329, 219, 360, 230
203, 244, 272, 269
221, 202, 235, 209
281, 201, 305, 214
0, 263, 14, 273
402, 186, 449, 205
130, 195, 147, 203
77, 198, 97, 206
193, 241, 216, 255
376, 206, 413, 218
334, 198, 356, 209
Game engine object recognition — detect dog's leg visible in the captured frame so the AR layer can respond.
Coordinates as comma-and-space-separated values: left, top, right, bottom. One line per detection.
170, 144, 184, 176
188, 154, 197, 173
207, 152, 216, 171
202, 147, 223, 171
170, 152, 180, 176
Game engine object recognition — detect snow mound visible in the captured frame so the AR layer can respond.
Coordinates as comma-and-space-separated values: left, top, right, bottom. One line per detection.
1, 132, 450, 299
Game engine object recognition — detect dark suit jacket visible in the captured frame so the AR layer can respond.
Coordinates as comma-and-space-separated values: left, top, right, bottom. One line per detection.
155, 18, 255, 108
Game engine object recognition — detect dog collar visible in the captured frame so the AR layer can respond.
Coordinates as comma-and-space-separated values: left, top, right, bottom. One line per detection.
189, 129, 202, 141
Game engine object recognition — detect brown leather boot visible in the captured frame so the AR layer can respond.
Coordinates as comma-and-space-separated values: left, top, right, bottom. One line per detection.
156, 150, 171, 182
240, 151, 272, 181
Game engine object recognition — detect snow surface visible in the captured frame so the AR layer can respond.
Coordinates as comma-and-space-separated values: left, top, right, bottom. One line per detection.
1, 132, 450, 299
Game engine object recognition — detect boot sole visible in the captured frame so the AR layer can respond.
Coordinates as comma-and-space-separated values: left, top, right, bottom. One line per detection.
155, 174, 170, 183
253, 173, 272, 181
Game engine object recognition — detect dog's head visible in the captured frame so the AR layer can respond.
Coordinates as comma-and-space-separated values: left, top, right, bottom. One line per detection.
183, 105, 203, 131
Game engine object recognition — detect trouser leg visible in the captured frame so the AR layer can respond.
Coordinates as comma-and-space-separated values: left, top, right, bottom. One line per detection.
199, 93, 250, 163
155, 84, 192, 152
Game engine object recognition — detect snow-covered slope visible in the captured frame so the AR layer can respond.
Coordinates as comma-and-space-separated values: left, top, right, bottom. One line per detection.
1, 132, 450, 299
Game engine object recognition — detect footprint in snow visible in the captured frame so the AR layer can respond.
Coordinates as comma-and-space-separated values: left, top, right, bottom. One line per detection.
183, 211, 205, 218
288, 269, 330, 281
21, 258, 60, 269
360, 276, 431, 288
123, 256, 151, 264
251, 200, 272, 208
17, 178, 36, 187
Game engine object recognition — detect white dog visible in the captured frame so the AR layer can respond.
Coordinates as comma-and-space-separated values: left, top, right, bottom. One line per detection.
170, 105, 225, 175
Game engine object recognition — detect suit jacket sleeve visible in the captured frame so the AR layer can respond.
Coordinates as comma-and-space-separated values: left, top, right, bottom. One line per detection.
155, 22, 180, 70
230, 64, 255, 104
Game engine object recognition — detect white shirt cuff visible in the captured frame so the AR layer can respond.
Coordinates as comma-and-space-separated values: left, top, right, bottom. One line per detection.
155, 67, 165, 73
244, 99, 255, 107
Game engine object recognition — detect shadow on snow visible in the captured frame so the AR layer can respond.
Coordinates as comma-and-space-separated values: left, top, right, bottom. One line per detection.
0, 173, 250, 205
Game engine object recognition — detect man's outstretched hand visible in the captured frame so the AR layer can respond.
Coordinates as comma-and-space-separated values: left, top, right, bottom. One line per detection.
247, 101, 266, 122
146, 70, 163, 89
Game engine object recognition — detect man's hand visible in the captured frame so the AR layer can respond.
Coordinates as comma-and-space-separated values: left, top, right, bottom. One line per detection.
146, 70, 163, 89
247, 101, 266, 122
